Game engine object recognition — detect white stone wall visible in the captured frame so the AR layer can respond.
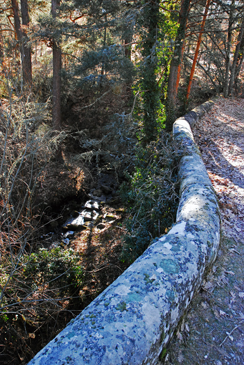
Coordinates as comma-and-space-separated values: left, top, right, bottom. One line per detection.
28, 100, 220, 365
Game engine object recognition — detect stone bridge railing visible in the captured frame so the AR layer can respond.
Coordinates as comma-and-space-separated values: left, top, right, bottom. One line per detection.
29, 100, 220, 365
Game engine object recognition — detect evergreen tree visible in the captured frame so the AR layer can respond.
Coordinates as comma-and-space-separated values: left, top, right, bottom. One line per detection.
20, 0, 32, 87
165, 0, 190, 131
229, 17, 244, 95
11, 0, 32, 88
140, 0, 160, 143
51, 0, 62, 130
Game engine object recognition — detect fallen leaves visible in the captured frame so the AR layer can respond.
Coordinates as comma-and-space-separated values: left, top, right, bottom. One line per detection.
193, 97, 244, 244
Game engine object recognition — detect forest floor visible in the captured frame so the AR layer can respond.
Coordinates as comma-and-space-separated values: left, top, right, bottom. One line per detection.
161, 97, 244, 365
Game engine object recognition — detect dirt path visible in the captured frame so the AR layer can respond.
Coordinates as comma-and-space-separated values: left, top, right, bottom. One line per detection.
161, 97, 244, 365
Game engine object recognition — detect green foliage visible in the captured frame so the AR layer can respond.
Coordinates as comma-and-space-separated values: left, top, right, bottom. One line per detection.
22, 247, 83, 294
120, 134, 180, 263
133, 1, 180, 143
72, 45, 135, 90
0, 247, 83, 324
157, 2, 179, 100
138, 1, 160, 143
74, 109, 137, 175
0, 246, 83, 363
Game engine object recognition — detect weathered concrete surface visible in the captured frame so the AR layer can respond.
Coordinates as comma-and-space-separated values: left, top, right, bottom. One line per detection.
28, 100, 220, 365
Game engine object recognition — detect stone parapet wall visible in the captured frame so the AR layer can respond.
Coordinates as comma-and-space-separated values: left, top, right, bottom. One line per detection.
29, 100, 220, 365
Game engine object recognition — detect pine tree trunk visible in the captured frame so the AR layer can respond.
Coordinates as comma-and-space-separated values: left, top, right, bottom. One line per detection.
0, 25, 4, 60
11, 0, 32, 88
20, 0, 32, 87
165, 0, 191, 131
234, 35, 244, 92
229, 18, 244, 95
101, 13, 107, 75
141, 0, 160, 143
51, 0, 61, 131
11, 0, 23, 83
124, 22, 134, 61
224, 0, 235, 98
175, 40, 185, 95
124, 34, 132, 60
235, 36, 244, 79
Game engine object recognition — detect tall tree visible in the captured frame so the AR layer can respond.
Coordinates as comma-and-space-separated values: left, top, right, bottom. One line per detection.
20, 0, 32, 86
140, 0, 160, 143
165, 0, 191, 131
51, 0, 61, 130
11, 0, 32, 88
233, 34, 244, 89
0, 25, 3, 61
186, 0, 210, 101
224, 0, 235, 97
229, 17, 244, 95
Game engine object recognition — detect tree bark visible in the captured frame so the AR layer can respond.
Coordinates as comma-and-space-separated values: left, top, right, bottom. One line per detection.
11, 0, 23, 84
165, 0, 191, 131
141, 0, 160, 143
235, 35, 244, 79
229, 17, 244, 95
233, 35, 244, 92
101, 13, 107, 75
175, 40, 185, 95
11, 0, 32, 88
224, 0, 235, 98
20, 0, 32, 87
51, 0, 61, 131
124, 35, 132, 60
0, 25, 4, 61
124, 20, 134, 61
186, 0, 211, 101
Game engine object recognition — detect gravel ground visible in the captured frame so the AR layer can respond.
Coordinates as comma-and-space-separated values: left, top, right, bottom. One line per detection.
159, 97, 244, 365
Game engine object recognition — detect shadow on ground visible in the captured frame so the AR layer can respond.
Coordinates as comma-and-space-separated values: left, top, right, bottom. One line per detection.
160, 236, 244, 365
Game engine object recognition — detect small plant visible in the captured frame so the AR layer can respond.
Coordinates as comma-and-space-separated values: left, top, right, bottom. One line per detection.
120, 133, 181, 263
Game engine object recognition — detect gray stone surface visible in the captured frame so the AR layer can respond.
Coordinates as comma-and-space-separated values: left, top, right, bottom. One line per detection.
28, 100, 219, 365
62, 215, 85, 230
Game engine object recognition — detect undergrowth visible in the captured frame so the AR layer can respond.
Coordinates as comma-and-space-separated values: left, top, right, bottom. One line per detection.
0, 89, 71, 363
120, 133, 181, 263
0, 247, 83, 324
0, 247, 83, 363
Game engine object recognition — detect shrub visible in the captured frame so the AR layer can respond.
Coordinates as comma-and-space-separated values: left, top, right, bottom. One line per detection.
0, 247, 83, 362
0, 91, 66, 250
0, 247, 83, 322
0, 89, 73, 363
120, 133, 181, 263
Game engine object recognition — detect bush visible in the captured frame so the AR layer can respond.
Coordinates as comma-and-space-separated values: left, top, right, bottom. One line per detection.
0, 247, 83, 362
0, 91, 66, 250
120, 133, 181, 263
0, 90, 72, 363
0, 246, 83, 321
